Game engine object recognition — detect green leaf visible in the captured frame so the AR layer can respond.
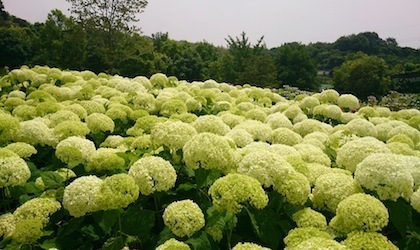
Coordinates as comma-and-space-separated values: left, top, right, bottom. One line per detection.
195, 168, 221, 188
40, 171, 65, 189
57, 217, 85, 237
185, 232, 212, 250
384, 198, 413, 238
254, 208, 290, 249
121, 206, 155, 240
41, 239, 57, 250
244, 207, 261, 237
102, 236, 125, 250
94, 210, 119, 234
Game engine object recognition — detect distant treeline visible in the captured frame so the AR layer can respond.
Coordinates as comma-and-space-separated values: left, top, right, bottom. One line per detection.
1, 5, 420, 92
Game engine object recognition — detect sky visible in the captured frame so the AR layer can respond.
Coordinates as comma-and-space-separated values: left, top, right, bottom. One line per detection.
3, 0, 420, 49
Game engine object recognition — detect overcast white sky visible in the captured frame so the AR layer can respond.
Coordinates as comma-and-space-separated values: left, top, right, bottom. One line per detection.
3, 0, 420, 49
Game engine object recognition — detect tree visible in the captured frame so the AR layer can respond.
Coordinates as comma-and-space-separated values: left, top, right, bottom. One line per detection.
272, 42, 318, 90
0, 26, 33, 68
333, 53, 390, 100
66, 0, 148, 72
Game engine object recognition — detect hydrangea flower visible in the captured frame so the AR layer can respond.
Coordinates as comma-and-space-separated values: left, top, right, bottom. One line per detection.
162, 199, 205, 238
191, 115, 231, 136
411, 188, 420, 213
127, 115, 167, 136
0, 213, 15, 238
85, 113, 115, 133
306, 163, 352, 186
283, 105, 304, 120
387, 142, 418, 156
218, 113, 246, 129
11, 218, 43, 244
293, 143, 331, 167
156, 238, 191, 250
311, 172, 362, 212
337, 94, 360, 110
226, 128, 254, 148
342, 231, 398, 250
245, 108, 267, 122
183, 132, 237, 173
345, 118, 377, 137
79, 100, 106, 115
62, 103, 88, 119
318, 89, 339, 104
128, 156, 177, 195
387, 124, 420, 145
292, 208, 327, 230
0, 156, 31, 188
293, 119, 330, 137
151, 120, 197, 151
231, 242, 270, 250
14, 118, 58, 147
273, 170, 311, 205
329, 193, 389, 234
53, 120, 90, 141
4, 142, 37, 158
98, 174, 139, 210
159, 98, 188, 117
355, 153, 414, 201
11, 104, 37, 121
284, 227, 332, 248
265, 112, 293, 130
208, 173, 268, 214
271, 127, 302, 146
55, 136, 96, 167
234, 120, 272, 142
86, 148, 126, 172
357, 106, 380, 118
287, 237, 345, 250
237, 149, 294, 188
299, 96, 320, 114
13, 197, 61, 227
48, 110, 81, 128
336, 137, 391, 173
150, 73, 169, 89
62, 175, 103, 217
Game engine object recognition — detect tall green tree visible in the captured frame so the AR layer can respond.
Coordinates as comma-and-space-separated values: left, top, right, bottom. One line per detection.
66, 0, 148, 72
333, 53, 390, 99
0, 26, 33, 68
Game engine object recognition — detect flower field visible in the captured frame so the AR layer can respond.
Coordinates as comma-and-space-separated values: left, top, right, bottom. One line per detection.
0, 65, 419, 250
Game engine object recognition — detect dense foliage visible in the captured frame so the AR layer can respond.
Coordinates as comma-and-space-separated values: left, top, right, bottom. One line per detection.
0, 66, 419, 249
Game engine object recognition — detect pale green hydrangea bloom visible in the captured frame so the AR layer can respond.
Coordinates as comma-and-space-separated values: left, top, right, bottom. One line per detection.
151, 120, 197, 151
15, 118, 58, 147
159, 98, 188, 117
13, 197, 61, 227
208, 173, 268, 214
218, 113, 246, 129
150, 73, 169, 89
292, 208, 327, 230
55, 136, 96, 167
337, 94, 359, 110
0, 213, 15, 238
127, 115, 167, 136
340, 112, 359, 124
226, 128, 254, 148
318, 89, 339, 104
387, 142, 419, 156
408, 115, 420, 130
283, 105, 304, 120
48, 110, 81, 128
245, 108, 268, 122
35, 101, 63, 117
237, 149, 294, 188
336, 137, 391, 173
375, 106, 392, 117
387, 124, 420, 145
185, 97, 203, 113
293, 119, 330, 137
26, 90, 57, 104
11, 218, 43, 244
86, 148, 125, 172
232, 242, 270, 250
312, 172, 362, 212
329, 193, 389, 235
191, 115, 231, 136
98, 174, 139, 210
62, 175, 103, 217
62, 103, 88, 119
85, 113, 115, 133
313, 104, 342, 121
273, 170, 311, 205
11, 104, 37, 121
387, 133, 415, 149
299, 96, 320, 114
0, 156, 31, 188
234, 120, 272, 142
183, 132, 237, 173
128, 156, 177, 195
355, 153, 414, 201
345, 118, 377, 138
156, 238, 191, 250
410, 188, 420, 213
287, 237, 346, 250
130, 135, 152, 150
53, 120, 90, 141
306, 163, 352, 186
342, 231, 398, 250
265, 112, 293, 130
80, 100, 106, 115
284, 227, 332, 249
0, 148, 19, 158
271, 127, 302, 146
162, 199, 205, 238
357, 106, 380, 119
0, 112, 22, 142
4, 142, 37, 158
100, 135, 128, 150
294, 143, 331, 167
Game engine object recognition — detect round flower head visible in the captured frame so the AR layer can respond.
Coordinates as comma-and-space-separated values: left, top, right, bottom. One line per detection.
284, 227, 332, 248
12, 104, 37, 121
150, 73, 169, 89
183, 132, 237, 173
357, 106, 380, 119
293, 119, 330, 137
238, 149, 294, 188
208, 173, 268, 214
0, 156, 31, 188
14, 118, 58, 147
265, 112, 293, 130
292, 208, 327, 230
13, 197, 61, 227
162, 199, 205, 238
4, 142, 37, 158
98, 174, 139, 210
299, 96, 320, 114
86, 148, 126, 172
342, 231, 398, 250
283, 105, 303, 120
245, 108, 267, 122
191, 115, 231, 136
62, 103, 88, 119
218, 113, 246, 129
128, 156, 177, 195
79, 100, 106, 115
53, 120, 90, 141
355, 153, 414, 201
411, 188, 420, 213
11, 218, 43, 244
287, 237, 345, 250
0, 213, 15, 238
132, 92, 156, 113
234, 120, 272, 142
337, 94, 360, 110
387, 142, 418, 156
311, 172, 362, 212
271, 127, 302, 146
55, 136, 96, 167
273, 170, 311, 205
232, 242, 270, 250
387, 133, 415, 149
318, 89, 339, 104
345, 118, 377, 137
127, 115, 167, 135
48, 110, 81, 127
170, 112, 198, 123
159, 98, 188, 117
336, 137, 391, 173
85, 113, 115, 133
329, 193, 389, 234
156, 238, 191, 250
293, 143, 331, 167
306, 163, 352, 186
226, 128, 254, 148
62, 175, 103, 217
151, 120, 197, 151
387, 124, 420, 145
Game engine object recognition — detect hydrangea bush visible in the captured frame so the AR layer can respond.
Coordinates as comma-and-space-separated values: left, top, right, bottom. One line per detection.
0, 66, 419, 249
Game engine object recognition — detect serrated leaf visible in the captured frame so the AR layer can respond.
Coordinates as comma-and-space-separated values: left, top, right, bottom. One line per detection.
121, 207, 155, 240
384, 198, 413, 238
185, 232, 211, 250
94, 210, 119, 234
40, 171, 65, 189
102, 236, 124, 250
245, 207, 261, 237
